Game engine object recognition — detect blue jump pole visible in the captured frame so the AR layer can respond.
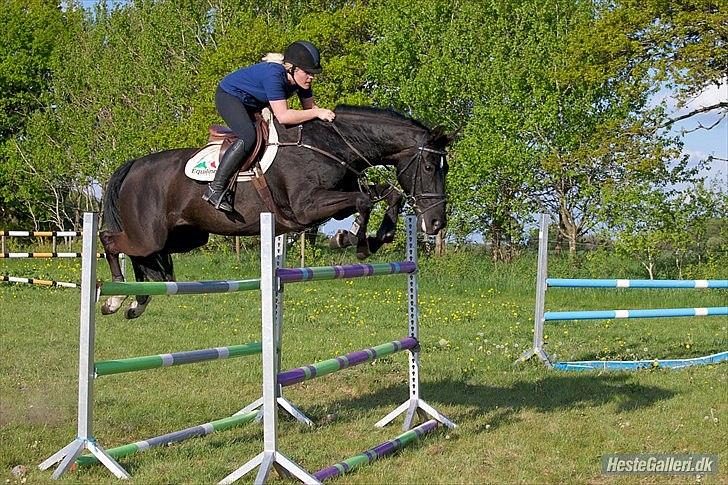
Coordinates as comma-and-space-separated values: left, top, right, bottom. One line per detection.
554, 351, 728, 371
546, 278, 728, 289
545, 306, 728, 321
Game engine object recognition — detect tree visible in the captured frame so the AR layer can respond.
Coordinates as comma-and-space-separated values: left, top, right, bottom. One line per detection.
587, 0, 728, 130
0, 0, 69, 227
609, 181, 724, 278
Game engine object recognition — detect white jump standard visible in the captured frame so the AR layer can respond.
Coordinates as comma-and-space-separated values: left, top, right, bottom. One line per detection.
38, 213, 305, 479
220, 213, 455, 485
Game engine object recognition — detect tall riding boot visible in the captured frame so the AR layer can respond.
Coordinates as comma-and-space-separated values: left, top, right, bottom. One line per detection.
202, 139, 248, 212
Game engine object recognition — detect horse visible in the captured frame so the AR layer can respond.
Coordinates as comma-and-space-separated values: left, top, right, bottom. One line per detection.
99, 105, 450, 318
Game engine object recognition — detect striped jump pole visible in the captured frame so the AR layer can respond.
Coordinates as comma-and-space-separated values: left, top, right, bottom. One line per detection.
517, 213, 728, 371
553, 351, 728, 371
100, 278, 261, 296
76, 410, 259, 466
278, 338, 419, 387
312, 419, 439, 481
94, 342, 262, 376
0, 252, 104, 258
277, 261, 416, 283
220, 213, 455, 485
0, 230, 80, 253
547, 278, 728, 289
1, 275, 78, 288
0, 230, 80, 237
545, 306, 728, 321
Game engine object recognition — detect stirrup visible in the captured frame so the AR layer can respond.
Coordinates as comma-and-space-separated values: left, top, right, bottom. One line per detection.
202, 185, 234, 212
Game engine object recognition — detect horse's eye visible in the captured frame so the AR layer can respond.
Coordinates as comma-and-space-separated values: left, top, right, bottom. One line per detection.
424, 163, 435, 173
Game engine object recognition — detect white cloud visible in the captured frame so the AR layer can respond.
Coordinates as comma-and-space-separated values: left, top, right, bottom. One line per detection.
686, 77, 728, 110
684, 150, 728, 190
648, 78, 727, 115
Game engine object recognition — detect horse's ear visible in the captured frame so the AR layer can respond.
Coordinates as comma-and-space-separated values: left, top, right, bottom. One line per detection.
430, 126, 456, 146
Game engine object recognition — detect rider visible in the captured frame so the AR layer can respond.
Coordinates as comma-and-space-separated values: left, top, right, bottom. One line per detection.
203, 40, 336, 212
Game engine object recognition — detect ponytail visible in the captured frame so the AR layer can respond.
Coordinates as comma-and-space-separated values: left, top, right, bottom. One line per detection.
261, 52, 284, 64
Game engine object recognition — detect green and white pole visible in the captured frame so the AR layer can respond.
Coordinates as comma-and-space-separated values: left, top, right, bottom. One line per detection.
76, 411, 259, 465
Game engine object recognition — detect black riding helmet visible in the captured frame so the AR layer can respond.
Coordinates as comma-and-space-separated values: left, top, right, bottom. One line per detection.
283, 41, 322, 74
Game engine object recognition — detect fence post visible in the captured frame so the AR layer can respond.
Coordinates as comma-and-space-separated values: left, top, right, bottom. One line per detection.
517, 214, 553, 366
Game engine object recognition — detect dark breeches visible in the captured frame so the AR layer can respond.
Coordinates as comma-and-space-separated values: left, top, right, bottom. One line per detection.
215, 86, 257, 147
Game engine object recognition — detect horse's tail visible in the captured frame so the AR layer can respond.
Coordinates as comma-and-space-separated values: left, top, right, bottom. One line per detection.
102, 159, 136, 232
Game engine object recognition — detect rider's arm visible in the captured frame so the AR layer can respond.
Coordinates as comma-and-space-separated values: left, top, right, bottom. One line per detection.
269, 99, 334, 124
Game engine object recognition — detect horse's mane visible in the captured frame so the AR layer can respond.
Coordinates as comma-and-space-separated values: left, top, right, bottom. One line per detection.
333, 105, 429, 131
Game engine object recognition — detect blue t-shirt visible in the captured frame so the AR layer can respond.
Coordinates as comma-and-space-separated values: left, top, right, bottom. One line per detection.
219, 62, 313, 110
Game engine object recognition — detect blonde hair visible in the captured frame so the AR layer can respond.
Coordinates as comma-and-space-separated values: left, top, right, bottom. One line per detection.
262, 52, 295, 72
261, 52, 284, 64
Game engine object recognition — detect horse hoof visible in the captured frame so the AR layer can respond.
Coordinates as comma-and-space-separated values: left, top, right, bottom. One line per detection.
125, 297, 151, 319
356, 248, 371, 260
101, 296, 126, 315
329, 231, 345, 249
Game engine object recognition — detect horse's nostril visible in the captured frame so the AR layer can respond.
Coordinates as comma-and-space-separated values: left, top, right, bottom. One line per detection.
431, 219, 443, 231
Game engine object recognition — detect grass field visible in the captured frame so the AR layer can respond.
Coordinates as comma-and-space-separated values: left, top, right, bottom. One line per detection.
1, 242, 726, 484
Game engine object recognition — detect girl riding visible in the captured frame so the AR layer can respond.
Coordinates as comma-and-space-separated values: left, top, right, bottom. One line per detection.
203, 40, 336, 212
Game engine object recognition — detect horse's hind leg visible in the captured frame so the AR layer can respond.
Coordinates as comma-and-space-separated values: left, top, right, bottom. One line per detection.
125, 252, 174, 319
100, 240, 128, 315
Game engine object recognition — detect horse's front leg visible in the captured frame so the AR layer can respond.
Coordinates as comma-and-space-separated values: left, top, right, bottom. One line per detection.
368, 185, 404, 254
300, 190, 373, 259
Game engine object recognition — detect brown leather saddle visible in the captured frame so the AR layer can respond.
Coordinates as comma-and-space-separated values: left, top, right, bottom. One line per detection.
203, 112, 298, 228
207, 111, 269, 174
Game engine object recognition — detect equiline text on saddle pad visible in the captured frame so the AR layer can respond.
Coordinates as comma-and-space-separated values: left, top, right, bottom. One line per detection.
184, 108, 279, 182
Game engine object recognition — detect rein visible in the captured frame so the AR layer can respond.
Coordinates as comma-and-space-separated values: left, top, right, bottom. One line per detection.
268, 122, 447, 215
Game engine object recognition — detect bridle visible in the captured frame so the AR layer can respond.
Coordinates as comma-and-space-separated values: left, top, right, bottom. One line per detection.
395, 144, 448, 216
270, 123, 447, 215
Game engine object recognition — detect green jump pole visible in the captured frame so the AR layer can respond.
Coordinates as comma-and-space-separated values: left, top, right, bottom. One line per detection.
76, 410, 259, 466
99, 278, 261, 296
95, 342, 262, 376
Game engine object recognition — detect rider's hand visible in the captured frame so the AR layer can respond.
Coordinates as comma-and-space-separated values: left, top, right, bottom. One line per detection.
316, 108, 336, 122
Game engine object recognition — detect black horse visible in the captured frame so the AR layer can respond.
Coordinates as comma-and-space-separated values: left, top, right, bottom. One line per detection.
100, 105, 450, 318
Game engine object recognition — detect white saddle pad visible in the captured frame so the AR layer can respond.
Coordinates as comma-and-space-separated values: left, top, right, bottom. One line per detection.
184, 108, 278, 182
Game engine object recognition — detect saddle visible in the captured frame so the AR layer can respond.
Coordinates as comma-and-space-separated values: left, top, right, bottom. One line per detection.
186, 111, 298, 228
207, 111, 269, 174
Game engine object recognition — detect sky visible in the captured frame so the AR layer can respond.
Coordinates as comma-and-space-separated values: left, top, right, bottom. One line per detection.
658, 80, 728, 191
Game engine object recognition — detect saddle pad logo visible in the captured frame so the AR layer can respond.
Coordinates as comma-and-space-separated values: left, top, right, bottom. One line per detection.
184, 143, 223, 181
192, 158, 218, 175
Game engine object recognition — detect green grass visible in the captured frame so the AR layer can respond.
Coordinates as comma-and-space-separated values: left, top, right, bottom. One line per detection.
1, 247, 726, 484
